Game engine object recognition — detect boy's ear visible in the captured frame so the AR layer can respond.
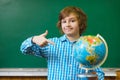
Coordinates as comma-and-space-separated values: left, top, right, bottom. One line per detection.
80, 24, 84, 29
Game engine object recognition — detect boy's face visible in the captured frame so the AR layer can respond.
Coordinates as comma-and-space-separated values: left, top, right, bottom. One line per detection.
61, 13, 80, 37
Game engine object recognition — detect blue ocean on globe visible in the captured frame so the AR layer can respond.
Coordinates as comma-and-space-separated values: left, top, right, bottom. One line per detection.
73, 34, 108, 68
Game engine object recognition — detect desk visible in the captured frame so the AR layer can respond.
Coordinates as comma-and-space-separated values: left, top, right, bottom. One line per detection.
0, 68, 119, 80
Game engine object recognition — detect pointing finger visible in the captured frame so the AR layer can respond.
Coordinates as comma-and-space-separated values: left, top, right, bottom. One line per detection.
47, 39, 55, 45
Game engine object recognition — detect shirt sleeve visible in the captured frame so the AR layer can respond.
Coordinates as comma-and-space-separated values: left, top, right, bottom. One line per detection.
20, 37, 48, 58
95, 67, 105, 80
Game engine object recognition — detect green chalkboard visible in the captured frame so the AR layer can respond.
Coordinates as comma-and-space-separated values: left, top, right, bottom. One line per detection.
0, 0, 120, 68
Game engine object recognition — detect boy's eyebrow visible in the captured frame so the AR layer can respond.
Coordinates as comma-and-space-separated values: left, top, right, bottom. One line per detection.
62, 17, 77, 20
70, 17, 77, 19
68, 17, 78, 21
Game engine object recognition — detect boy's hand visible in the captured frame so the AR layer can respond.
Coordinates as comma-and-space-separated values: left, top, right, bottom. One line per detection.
32, 30, 55, 47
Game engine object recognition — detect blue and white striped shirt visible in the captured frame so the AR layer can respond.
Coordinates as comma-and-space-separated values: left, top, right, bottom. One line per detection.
20, 35, 104, 80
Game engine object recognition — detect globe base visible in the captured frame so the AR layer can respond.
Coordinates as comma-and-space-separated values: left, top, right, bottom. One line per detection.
77, 73, 97, 77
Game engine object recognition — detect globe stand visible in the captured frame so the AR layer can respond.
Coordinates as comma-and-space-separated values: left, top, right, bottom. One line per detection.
78, 70, 97, 78
77, 64, 97, 78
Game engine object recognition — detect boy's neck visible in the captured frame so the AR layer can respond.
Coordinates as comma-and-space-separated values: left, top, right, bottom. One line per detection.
66, 34, 80, 42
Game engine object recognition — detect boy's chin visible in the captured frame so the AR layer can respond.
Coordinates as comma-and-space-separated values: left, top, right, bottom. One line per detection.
66, 33, 74, 36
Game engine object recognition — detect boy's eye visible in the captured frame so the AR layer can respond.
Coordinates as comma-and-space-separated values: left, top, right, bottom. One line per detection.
61, 20, 66, 23
70, 19, 76, 22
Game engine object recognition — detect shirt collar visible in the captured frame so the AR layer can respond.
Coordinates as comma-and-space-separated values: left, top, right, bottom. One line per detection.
60, 34, 83, 44
59, 35, 68, 42
59, 35, 80, 43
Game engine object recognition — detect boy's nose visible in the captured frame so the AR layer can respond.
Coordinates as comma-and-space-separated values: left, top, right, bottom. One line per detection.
66, 22, 70, 27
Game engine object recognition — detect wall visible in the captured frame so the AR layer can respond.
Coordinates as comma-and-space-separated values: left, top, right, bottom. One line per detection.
0, 0, 120, 68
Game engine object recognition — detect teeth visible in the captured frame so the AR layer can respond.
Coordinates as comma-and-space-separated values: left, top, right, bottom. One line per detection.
66, 29, 71, 31
65, 28, 71, 30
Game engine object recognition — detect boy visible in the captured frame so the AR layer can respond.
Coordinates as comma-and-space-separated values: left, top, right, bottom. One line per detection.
20, 6, 104, 80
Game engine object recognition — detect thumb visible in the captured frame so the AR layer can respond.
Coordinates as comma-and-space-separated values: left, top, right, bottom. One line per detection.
41, 30, 48, 37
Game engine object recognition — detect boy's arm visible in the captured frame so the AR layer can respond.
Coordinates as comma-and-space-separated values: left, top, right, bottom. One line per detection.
95, 67, 105, 80
20, 37, 38, 54
20, 37, 47, 57
20, 30, 54, 57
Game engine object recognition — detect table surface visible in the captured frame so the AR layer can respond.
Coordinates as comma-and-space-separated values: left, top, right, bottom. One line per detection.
0, 68, 119, 77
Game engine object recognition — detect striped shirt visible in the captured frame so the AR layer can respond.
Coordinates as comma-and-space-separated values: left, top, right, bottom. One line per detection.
20, 35, 104, 80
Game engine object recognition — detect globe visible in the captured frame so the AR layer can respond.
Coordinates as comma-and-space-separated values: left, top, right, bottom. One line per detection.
73, 34, 108, 69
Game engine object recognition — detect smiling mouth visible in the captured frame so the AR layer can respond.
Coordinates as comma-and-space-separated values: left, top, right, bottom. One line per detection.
65, 29, 71, 32
65, 28, 73, 31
